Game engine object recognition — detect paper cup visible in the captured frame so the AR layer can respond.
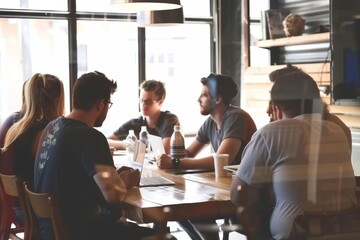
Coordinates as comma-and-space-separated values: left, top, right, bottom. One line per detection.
213, 153, 229, 178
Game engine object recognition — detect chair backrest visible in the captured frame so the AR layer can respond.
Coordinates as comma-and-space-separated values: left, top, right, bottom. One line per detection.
24, 182, 69, 240
0, 174, 33, 240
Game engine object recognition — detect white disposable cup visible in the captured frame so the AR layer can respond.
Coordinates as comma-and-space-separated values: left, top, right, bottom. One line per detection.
213, 153, 229, 178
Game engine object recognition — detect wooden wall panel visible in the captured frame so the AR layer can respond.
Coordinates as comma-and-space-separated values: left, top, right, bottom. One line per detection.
242, 62, 359, 128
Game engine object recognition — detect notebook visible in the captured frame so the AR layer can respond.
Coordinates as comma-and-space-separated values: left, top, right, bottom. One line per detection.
131, 141, 175, 187
148, 134, 166, 156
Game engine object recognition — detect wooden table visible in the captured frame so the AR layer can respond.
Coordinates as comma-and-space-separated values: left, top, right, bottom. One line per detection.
115, 155, 236, 229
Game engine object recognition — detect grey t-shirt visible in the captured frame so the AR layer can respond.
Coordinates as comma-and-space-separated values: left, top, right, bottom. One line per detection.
113, 111, 179, 140
196, 105, 257, 164
236, 114, 357, 239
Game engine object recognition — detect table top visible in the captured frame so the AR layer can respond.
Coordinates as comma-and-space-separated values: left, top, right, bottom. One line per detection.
114, 155, 236, 224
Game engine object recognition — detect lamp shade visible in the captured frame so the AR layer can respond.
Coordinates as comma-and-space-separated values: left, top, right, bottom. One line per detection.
137, 6, 184, 27
111, 0, 182, 12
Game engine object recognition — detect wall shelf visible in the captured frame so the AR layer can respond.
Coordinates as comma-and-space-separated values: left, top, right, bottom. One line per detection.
253, 32, 329, 48
243, 0, 359, 129
245, 63, 330, 76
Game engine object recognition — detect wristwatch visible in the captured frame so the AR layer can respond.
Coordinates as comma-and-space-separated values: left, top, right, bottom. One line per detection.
171, 157, 181, 168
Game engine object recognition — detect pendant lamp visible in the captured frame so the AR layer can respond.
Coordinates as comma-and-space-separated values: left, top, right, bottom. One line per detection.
111, 0, 182, 12
137, 6, 184, 27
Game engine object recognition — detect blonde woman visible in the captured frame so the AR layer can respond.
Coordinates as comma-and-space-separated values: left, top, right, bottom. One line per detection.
2, 73, 64, 184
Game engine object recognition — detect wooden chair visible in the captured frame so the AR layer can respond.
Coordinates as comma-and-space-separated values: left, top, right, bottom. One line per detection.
0, 174, 34, 240
0, 190, 23, 240
290, 207, 360, 240
355, 176, 360, 205
23, 182, 70, 240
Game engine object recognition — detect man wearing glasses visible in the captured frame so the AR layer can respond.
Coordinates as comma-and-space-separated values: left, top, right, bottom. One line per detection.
107, 80, 179, 154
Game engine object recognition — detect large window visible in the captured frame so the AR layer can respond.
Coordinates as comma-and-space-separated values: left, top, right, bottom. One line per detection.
145, 24, 211, 133
248, 0, 270, 67
0, 1, 214, 137
0, 0, 67, 10
0, 18, 70, 120
77, 21, 139, 135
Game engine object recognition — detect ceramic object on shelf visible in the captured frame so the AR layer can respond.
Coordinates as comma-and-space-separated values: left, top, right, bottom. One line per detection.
283, 13, 305, 37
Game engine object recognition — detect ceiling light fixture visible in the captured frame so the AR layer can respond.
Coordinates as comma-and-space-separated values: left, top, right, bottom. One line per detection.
137, 6, 184, 27
111, 0, 182, 12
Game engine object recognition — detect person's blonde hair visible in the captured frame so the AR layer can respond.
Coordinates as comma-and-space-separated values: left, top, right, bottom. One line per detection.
2, 73, 64, 150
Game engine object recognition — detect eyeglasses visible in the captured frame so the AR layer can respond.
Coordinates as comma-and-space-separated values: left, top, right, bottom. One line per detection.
107, 100, 113, 109
139, 98, 158, 105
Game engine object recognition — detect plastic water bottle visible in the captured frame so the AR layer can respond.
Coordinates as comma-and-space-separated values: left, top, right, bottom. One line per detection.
170, 125, 185, 159
126, 129, 137, 162
139, 126, 150, 153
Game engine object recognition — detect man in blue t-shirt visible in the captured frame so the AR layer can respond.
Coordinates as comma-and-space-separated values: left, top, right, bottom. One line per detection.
34, 71, 157, 240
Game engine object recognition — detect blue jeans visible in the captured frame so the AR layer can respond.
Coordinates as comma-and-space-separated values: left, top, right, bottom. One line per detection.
13, 206, 24, 225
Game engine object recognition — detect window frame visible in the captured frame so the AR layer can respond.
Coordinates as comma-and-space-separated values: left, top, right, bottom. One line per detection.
0, 2, 216, 117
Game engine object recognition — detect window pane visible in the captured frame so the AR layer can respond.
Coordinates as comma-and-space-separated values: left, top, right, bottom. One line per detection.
0, 0, 67, 11
249, 0, 270, 67
249, 0, 269, 20
145, 24, 211, 134
181, 0, 211, 17
0, 18, 69, 122
76, 21, 139, 135
76, 0, 138, 13
250, 23, 270, 67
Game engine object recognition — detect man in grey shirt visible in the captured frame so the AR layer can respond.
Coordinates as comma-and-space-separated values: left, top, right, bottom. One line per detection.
231, 71, 357, 240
